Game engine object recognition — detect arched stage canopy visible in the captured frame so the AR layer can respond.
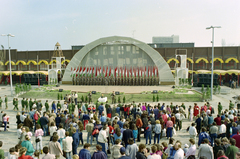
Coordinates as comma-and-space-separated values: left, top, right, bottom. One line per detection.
62, 36, 175, 85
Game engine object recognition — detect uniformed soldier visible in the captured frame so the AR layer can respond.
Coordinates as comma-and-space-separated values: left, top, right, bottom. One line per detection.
25, 98, 29, 112
45, 100, 49, 112
88, 76, 91, 85
0, 97, 2, 109
5, 95, 8, 109
21, 98, 25, 111
113, 77, 115, 85
29, 98, 33, 110
14, 98, 19, 111
111, 91, 116, 104
88, 91, 92, 104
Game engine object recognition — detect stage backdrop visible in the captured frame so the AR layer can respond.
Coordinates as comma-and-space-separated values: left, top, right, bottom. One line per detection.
62, 36, 174, 85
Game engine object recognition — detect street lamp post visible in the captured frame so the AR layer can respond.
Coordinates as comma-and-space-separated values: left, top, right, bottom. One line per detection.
1, 34, 15, 96
206, 26, 221, 100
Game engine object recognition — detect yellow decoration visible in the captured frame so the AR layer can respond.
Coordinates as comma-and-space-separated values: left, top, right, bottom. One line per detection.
225, 57, 239, 63
16, 60, 27, 65
26, 60, 37, 65
187, 58, 194, 63
0, 61, 4, 65
61, 59, 70, 64
38, 60, 49, 65
49, 60, 56, 64
5, 61, 15, 65
210, 58, 224, 63
167, 58, 179, 64
195, 58, 209, 63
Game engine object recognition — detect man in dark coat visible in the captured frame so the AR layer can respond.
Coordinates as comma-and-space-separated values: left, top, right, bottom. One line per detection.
72, 128, 79, 155
122, 123, 133, 148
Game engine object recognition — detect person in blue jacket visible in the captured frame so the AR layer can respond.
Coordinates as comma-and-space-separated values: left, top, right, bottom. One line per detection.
52, 101, 56, 113
72, 127, 79, 155
98, 103, 104, 117
79, 143, 91, 159
198, 127, 211, 146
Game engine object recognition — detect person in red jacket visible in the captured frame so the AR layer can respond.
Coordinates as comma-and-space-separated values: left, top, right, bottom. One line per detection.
193, 103, 199, 117
214, 115, 222, 126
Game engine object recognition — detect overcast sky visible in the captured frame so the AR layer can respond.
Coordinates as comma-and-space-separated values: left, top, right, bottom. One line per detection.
0, 0, 240, 51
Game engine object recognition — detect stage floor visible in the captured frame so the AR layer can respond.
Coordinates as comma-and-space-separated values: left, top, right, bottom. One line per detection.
58, 85, 174, 94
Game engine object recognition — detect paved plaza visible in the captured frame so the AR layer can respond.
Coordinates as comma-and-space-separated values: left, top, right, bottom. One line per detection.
0, 85, 239, 158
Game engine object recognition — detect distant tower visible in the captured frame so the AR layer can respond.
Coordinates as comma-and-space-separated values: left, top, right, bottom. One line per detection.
48, 42, 65, 85
52, 42, 64, 57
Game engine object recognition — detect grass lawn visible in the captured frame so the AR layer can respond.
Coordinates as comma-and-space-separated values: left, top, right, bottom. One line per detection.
19, 89, 202, 103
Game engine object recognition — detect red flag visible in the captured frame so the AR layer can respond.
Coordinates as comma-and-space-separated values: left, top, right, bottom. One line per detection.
103, 66, 105, 77
114, 67, 117, 77
109, 67, 111, 76
95, 66, 98, 76
105, 66, 108, 77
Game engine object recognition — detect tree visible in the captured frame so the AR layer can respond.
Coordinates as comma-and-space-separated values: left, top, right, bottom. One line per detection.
201, 84, 205, 93
81, 95, 84, 102
218, 85, 221, 94
153, 95, 156, 102
188, 78, 192, 85
57, 93, 60, 100
185, 78, 188, 85
182, 78, 185, 85
156, 94, 159, 102
85, 96, 88, 103
60, 94, 63, 100
213, 85, 217, 94
123, 96, 126, 103
179, 78, 182, 85
118, 96, 121, 103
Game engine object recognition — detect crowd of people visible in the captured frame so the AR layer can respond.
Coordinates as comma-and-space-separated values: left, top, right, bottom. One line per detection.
1, 94, 240, 159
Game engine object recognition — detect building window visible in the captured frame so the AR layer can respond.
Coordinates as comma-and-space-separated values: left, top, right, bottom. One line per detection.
214, 60, 222, 69
6, 64, 16, 71
18, 63, 27, 71
169, 61, 176, 69
224, 60, 237, 69
29, 63, 37, 70
40, 63, 48, 70
195, 61, 207, 70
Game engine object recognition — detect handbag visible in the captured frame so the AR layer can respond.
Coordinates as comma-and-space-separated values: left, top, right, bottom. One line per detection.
63, 151, 66, 158
35, 137, 40, 143
92, 126, 99, 136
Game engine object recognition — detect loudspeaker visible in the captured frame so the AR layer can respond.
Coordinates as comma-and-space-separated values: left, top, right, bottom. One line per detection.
56, 84, 60, 87
115, 91, 120, 95
153, 90, 158, 93
172, 86, 175, 88
92, 91, 96, 94
237, 104, 240, 109
59, 89, 63, 92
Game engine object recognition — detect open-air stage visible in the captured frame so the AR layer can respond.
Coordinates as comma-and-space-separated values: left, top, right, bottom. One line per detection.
58, 85, 174, 94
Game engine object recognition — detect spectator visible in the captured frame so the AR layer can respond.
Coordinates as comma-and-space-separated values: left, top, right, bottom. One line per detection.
136, 143, 149, 159
78, 143, 91, 159
213, 139, 224, 159
72, 128, 79, 155
98, 125, 108, 155
119, 147, 131, 159
18, 147, 32, 159
91, 145, 107, 159
48, 135, 63, 159
111, 139, 123, 159
185, 138, 196, 159
122, 123, 134, 148
126, 138, 138, 159
21, 135, 35, 156
62, 131, 73, 159
42, 146, 55, 159
153, 120, 161, 144
226, 138, 239, 159
34, 124, 44, 153
198, 138, 214, 159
